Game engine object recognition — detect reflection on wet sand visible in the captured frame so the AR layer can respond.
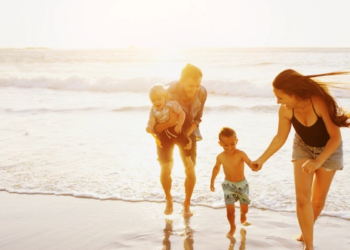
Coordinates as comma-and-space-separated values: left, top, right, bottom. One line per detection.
162, 219, 173, 250
228, 228, 247, 250
182, 217, 194, 250
162, 217, 195, 250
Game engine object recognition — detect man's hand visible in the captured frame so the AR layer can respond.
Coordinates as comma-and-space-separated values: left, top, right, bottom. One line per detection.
174, 123, 182, 134
184, 137, 192, 150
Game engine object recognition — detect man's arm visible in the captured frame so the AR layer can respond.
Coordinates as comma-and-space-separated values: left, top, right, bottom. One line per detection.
154, 111, 178, 134
192, 87, 207, 127
188, 87, 207, 136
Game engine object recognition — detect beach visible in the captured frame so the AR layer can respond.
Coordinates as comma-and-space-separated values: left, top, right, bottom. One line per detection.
1, 191, 350, 250
1, 48, 350, 249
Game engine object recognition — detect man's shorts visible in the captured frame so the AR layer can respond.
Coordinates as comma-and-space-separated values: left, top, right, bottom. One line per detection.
221, 178, 250, 205
292, 133, 343, 171
157, 134, 197, 166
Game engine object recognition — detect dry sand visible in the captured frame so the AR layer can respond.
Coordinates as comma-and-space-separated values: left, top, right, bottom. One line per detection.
1, 192, 349, 250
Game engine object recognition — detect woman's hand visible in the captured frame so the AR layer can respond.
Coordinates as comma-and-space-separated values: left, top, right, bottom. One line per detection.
301, 159, 322, 174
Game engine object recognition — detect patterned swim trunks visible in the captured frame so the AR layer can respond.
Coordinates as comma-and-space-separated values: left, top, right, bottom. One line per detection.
221, 178, 250, 205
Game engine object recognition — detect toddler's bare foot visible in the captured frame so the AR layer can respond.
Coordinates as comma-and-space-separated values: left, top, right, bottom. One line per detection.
240, 213, 250, 225
164, 199, 173, 215
242, 221, 251, 226
226, 229, 236, 239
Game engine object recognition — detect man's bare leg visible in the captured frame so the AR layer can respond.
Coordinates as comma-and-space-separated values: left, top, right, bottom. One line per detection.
226, 204, 236, 238
183, 163, 196, 217
160, 162, 174, 215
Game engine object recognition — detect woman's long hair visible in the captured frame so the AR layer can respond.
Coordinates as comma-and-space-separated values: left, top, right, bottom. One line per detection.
272, 69, 350, 127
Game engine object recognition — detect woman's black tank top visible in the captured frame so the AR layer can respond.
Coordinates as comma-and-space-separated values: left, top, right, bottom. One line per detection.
291, 98, 330, 147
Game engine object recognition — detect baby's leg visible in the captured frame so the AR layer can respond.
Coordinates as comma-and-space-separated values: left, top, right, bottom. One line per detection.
226, 204, 236, 238
240, 204, 251, 226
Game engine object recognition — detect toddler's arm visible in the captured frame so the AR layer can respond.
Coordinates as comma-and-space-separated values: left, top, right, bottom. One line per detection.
210, 155, 221, 191
154, 111, 178, 134
241, 151, 252, 170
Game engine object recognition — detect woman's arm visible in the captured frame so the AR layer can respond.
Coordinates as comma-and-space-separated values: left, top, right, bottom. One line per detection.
251, 106, 292, 171
302, 97, 342, 173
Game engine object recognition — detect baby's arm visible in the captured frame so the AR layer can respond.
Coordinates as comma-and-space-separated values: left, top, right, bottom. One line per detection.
210, 155, 222, 192
241, 151, 252, 170
146, 116, 156, 133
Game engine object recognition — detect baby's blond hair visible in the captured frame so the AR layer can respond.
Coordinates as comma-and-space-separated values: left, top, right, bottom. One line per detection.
149, 84, 170, 100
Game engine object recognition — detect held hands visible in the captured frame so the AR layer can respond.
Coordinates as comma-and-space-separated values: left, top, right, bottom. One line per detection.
250, 159, 263, 172
301, 159, 322, 174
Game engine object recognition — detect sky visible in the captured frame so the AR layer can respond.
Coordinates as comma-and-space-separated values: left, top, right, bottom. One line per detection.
0, 0, 350, 49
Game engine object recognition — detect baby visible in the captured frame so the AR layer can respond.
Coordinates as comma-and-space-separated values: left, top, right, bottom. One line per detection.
146, 84, 193, 167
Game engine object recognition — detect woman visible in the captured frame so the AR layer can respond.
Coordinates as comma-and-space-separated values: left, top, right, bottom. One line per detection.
251, 69, 349, 250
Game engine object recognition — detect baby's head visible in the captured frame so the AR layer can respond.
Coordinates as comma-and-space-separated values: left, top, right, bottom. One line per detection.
218, 127, 238, 154
149, 84, 169, 110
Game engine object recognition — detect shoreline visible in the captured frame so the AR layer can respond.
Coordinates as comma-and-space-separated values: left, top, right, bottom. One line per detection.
1, 191, 350, 250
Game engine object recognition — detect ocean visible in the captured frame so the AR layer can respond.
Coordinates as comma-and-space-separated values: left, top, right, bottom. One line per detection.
1, 47, 350, 219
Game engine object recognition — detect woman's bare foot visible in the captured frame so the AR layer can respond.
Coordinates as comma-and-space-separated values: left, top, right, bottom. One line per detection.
164, 199, 173, 215
296, 234, 304, 242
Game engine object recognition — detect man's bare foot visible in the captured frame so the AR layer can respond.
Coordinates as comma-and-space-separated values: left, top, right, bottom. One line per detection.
164, 199, 173, 215
183, 202, 193, 217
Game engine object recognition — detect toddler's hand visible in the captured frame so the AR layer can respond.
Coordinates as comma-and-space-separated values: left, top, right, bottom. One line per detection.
146, 127, 153, 133
174, 124, 182, 134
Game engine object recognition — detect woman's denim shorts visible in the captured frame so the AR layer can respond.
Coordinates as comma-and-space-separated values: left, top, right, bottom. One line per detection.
292, 133, 343, 171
